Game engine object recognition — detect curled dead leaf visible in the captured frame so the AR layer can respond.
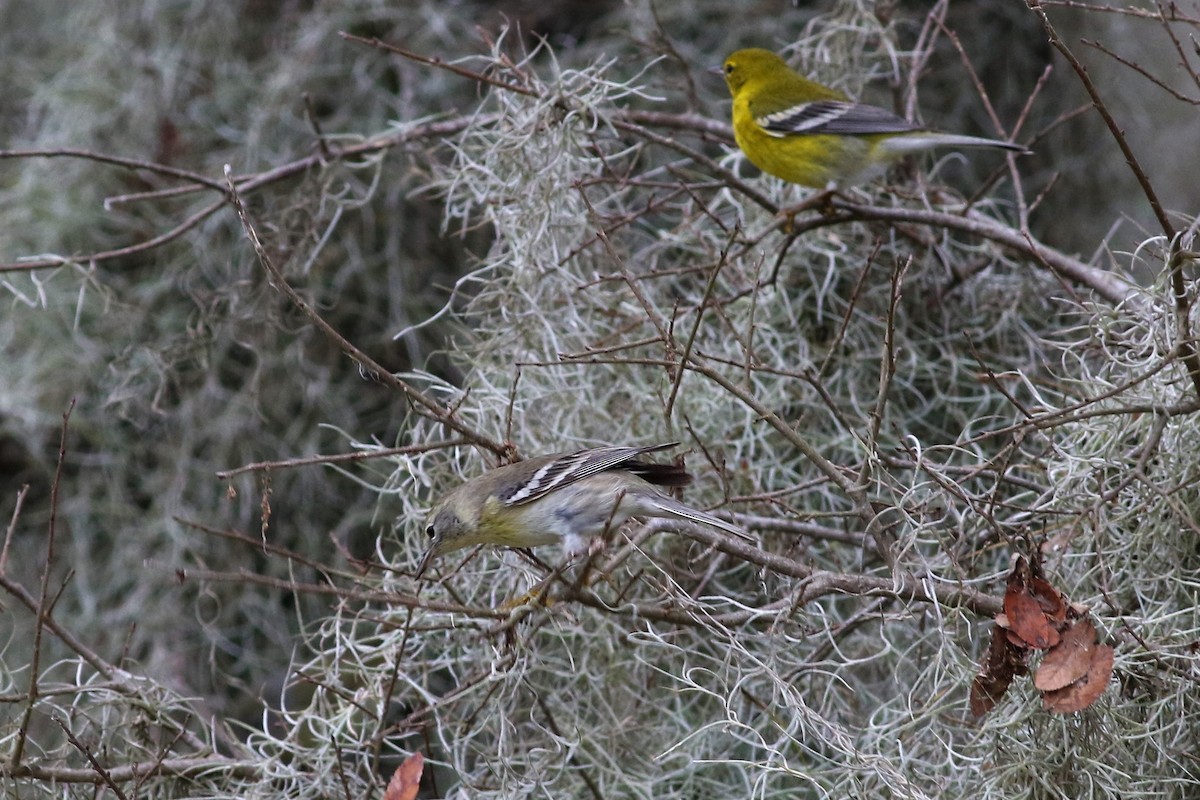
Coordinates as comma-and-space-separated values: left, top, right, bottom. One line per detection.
1034, 618, 1097, 692
1029, 577, 1066, 622
1042, 643, 1115, 714
970, 627, 1028, 717
383, 752, 425, 800
1001, 556, 1065, 650
1004, 589, 1059, 650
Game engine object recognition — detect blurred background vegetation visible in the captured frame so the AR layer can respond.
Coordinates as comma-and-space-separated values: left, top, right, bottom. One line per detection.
2, 0, 1198, 797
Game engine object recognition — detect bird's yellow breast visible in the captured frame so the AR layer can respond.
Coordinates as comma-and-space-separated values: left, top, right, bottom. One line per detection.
732, 95, 877, 188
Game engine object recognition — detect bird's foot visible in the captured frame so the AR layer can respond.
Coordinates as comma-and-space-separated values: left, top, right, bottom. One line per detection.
777, 189, 838, 231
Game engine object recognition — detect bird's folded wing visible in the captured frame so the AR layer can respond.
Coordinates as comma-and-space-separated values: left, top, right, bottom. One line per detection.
499, 443, 679, 507
758, 100, 920, 137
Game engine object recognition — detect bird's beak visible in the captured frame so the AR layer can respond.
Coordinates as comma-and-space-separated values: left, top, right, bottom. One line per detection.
414, 539, 439, 579
707, 65, 724, 77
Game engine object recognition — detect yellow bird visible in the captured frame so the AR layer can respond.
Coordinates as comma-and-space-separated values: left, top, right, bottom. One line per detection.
718, 48, 1029, 188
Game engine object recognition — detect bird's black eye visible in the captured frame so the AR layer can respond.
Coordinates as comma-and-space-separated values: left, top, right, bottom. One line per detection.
724, 63, 734, 75
425, 524, 436, 539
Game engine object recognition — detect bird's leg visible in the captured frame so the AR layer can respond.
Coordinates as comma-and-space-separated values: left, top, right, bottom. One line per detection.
777, 188, 838, 231
498, 550, 566, 609
501, 537, 613, 609
568, 496, 627, 594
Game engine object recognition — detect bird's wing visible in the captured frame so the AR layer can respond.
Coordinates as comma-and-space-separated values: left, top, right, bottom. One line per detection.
757, 100, 920, 137
498, 443, 680, 507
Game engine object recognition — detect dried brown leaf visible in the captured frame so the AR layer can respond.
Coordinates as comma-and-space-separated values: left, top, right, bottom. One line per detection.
383, 752, 424, 800
970, 627, 1028, 717
1004, 588, 1059, 650
1042, 643, 1115, 714
1029, 577, 1066, 623
1034, 618, 1097, 692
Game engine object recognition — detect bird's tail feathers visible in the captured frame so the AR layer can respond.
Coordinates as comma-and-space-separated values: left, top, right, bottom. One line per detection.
651, 497, 753, 542
880, 132, 1030, 156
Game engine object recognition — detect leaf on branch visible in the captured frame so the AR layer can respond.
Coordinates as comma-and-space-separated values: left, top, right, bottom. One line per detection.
970, 626, 1029, 717
1040, 621, 1115, 714
1029, 576, 1066, 623
1003, 559, 1060, 650
1034, 617, 1099, 692
383, 752, 425, 800
1042, 644, 1114, 714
